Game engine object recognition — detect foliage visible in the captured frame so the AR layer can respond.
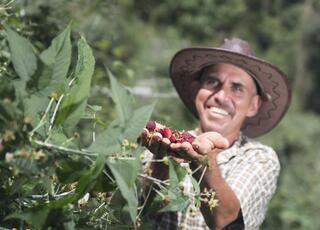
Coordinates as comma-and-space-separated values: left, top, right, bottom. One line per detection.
1, 0, 320, 229
0, 24, 157, 229
0, 20, 216, 229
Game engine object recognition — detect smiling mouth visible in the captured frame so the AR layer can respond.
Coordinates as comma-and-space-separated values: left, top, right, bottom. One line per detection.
207, 106, 229, 116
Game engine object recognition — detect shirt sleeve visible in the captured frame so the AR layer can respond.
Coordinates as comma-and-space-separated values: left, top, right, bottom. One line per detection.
225, 146, 280, 230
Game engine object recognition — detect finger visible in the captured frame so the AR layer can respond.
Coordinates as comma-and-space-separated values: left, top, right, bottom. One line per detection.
192, 139, 214, 155
159, 138, 171, 156
214, 136, 229, 149
171, 142, 203, 162
139, 128, 150, 147
203, 132, 229, 148
171, 156, 187, 164
180, 142, 204, 161
149, 132, 163, 154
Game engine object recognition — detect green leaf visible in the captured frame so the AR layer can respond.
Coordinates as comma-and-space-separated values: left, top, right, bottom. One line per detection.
23, 92, 50, 126
4, 25, 37, 87
168, 159, 187, 188
123, 104, 154, 142
74, 153, 106, 198
108, 68, 134, 126
49, 154, 106, 209
55, 36, 95, 131
107, 157, 140, 188
159, 194, 190, 212
87, 118, 122, 155
56, 159, 89, 184
88, 103, 153, 155
13, 158, 39, 175
106, 158, 139, 223
40, 23, 72, 86
5, 208, 50, 229
0, 100, 16, 122
190, 175, 200, 194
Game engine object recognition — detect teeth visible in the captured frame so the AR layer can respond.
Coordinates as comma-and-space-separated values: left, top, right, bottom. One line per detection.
209, 107, 229, 116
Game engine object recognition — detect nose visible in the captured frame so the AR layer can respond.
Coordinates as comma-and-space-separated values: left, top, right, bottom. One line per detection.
212, 87, 228, 103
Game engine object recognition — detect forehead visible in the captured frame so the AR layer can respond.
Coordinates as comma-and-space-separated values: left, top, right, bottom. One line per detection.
202, 63, 254, 84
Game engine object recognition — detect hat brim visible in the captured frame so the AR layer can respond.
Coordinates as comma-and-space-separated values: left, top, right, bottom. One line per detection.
169, 47, 291, 138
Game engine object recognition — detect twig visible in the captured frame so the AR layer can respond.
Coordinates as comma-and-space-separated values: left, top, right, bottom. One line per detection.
84, 156, 115, 183
29, 98, 55, 137
138, 173, 169, 186
198, 166, 207, 185
94, 202, 106, 214
49, 94, 64, 131
191, 164, 203, 175
32, 139, 98, 157
30, 189, 75, 199
152, 187, 165, 199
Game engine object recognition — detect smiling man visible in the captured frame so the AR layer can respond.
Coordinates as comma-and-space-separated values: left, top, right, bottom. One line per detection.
142, 38, 291, 230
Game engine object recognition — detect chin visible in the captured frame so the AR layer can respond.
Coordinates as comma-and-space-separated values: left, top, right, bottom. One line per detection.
201, 123, 224, 134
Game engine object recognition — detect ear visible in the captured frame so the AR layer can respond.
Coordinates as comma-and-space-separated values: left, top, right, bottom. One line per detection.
190, 80, 201, 102
246, 95, 261, 117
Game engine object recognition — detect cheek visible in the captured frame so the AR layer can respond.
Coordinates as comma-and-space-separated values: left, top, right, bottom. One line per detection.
195, 89, 208, 111
234, 98, 253, 116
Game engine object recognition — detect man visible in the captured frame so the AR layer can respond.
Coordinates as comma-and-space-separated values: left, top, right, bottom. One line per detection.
141, 38, 291, 229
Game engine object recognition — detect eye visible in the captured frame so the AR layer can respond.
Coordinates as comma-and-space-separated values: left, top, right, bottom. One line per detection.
202, 78, 220, 90
231, 83, 244, 92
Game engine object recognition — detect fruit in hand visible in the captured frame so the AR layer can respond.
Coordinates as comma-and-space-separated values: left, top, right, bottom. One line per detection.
146, 120, 156, 132
145, 121, 195, 144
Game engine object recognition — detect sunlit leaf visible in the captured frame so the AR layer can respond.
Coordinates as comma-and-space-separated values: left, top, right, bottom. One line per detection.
4, 25, 37, 87
123, 104, 154, 142
106, 158, 139, 223
40, 23, 71, 85
168, 159, 187, 188
108, 68, 134, 126
87, 119, 122, 155
55, 36, 95, 131
159, 194, 190, 212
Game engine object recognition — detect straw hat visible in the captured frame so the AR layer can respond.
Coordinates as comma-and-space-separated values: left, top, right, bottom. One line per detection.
169, 38, 291, 137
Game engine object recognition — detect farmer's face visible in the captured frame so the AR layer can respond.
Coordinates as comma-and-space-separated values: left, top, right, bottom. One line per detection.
195, 63, 261, 140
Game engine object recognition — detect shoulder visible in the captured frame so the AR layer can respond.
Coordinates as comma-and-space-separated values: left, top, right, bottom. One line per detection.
240, 136, 280, 169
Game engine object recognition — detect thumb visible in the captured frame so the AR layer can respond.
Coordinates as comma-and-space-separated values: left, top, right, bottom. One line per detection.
202, 132, 230, 149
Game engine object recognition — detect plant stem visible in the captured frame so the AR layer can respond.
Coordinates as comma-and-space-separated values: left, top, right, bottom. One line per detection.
32, 139, 98, 157
152, 187, 165, 199
191, 164, 203, 175
85, 156, 115, 183
198, 166, 207, 186
29, 97, 55, 137
139, 173, 169, 186
49, 94, 64, 131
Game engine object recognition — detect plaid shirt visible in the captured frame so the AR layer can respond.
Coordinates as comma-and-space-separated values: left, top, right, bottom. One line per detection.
154, 134, 280, 230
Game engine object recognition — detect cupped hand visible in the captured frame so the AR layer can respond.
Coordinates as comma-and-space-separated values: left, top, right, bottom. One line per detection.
139, 128, 171, 158
192, 132, 229, 155
169, 131, 229, 164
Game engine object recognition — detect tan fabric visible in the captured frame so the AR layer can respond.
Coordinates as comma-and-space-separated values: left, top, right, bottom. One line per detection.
156, 134, 280, 230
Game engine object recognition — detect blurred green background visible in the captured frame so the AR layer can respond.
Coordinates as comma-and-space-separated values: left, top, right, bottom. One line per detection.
1, 0, 320, 229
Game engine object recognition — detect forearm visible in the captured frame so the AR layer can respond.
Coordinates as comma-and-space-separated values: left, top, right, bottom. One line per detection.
190, 154, 240, 229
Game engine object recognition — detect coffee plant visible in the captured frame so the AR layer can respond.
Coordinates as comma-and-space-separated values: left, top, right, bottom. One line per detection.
0, 23, 216, 229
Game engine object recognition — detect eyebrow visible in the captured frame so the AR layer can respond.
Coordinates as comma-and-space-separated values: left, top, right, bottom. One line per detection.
200, 72, 219, 82
231, 81, 245, 88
